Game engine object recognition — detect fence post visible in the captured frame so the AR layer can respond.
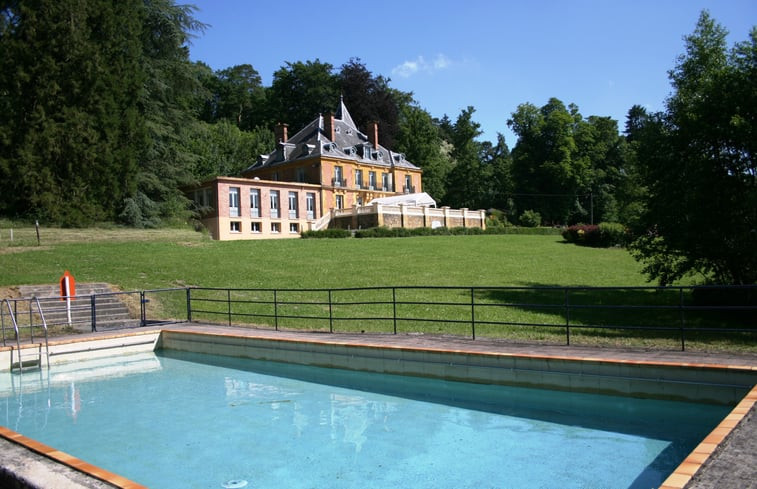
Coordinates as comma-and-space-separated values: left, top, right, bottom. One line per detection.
392, 287, 397, 335
227, 289, 232, 327
470, 287, 476, 340
679, 287, 686, 351
186, 288, 192, 322
91, 295, 98, 332
140, 291, 147, 327
564, 288, 571, 346
328, 290, 333, 333
28, 299, 34, 342
273, 290, 278, 331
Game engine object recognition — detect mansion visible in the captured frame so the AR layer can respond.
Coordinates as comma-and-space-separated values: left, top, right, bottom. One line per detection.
188, 99, 485, 240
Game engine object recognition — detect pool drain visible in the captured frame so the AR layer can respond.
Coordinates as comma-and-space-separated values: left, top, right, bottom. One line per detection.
221, 480, 248, 488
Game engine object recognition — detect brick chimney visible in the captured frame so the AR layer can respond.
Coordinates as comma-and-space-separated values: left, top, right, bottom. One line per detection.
274, 123, 288, 143
368, 121, 379, 148
324, 113, 336, 141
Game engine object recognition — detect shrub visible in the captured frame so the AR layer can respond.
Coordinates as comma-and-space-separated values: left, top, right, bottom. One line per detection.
598, 222, 629, 247
519, 209, 541, 227
300, 229, 351, 239
486, 209, 511, 229
562, 222, 628, 247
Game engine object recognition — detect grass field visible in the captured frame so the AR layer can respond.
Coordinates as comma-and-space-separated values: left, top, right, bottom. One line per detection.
0, 224, 647, 290
1, 224, 753, 352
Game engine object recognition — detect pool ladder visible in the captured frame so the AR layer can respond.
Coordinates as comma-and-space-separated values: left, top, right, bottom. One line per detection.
2, 298, 50, 372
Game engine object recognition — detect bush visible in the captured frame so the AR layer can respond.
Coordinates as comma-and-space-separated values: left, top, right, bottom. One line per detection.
519, 209, 541, 227
300, 229, 351, 239
486, 209, 511, 229
598, 222, 629, 247
562, 222, 628, 247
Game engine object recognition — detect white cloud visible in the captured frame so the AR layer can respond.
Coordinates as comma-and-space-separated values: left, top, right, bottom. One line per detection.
433, 54, 451, 70
392, 54, 452, 78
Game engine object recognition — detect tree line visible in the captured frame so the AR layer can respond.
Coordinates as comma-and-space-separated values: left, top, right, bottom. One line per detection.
1, 3, 754, 284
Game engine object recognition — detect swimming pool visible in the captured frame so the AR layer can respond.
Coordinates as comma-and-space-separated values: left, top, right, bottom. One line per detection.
1, 348, 733, 489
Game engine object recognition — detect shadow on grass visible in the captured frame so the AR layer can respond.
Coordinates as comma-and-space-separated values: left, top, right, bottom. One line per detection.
476, 284, 757, 349
185, 285, 756, 351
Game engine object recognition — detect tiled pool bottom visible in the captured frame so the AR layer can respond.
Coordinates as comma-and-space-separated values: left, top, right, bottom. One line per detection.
0, 326, 755, 489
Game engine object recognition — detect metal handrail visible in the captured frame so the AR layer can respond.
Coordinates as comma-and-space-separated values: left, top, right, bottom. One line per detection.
31, 296, 50, 368
3, 297, 50, 369
2, 299, 17, 350
3, 298, 24, 368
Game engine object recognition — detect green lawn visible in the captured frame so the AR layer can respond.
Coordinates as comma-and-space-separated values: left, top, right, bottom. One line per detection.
2, 226, 753, 352
0, 227, 647, 290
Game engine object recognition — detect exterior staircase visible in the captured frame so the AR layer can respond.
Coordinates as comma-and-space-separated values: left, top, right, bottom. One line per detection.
16, 283, 136, 331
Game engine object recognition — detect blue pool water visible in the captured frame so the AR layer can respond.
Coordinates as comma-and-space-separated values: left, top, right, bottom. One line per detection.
0, 350, 732, 489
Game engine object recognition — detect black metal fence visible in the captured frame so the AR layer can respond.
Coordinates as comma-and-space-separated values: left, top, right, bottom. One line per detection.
3, 285, 755, 351
186, 285, 757, 351
1, 287, 188, 346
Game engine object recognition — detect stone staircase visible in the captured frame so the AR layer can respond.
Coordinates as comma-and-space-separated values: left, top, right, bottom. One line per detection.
16, 283, 136, 331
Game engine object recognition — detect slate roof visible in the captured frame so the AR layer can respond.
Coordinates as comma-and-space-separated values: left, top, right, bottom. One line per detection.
243, 98, 420, 173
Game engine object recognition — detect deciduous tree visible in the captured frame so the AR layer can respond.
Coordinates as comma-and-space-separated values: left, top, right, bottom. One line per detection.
630, 11, 757, 284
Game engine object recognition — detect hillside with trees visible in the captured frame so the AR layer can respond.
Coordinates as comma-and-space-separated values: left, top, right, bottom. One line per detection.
1, 3, 754, 284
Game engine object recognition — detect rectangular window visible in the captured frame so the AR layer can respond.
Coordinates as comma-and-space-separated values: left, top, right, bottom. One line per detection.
369, 171, 376, 189
306, 192, 315, 219
230, 221, 241, 233
229, 187, 240, 217
333, 166, 343, 187
205, 188, 215, 209
270, 190, 280, 218
335, 194, 344, 210
251, 222, 260, 233
289, 223, 299, 233
271, 222, 280, 233
355, 169, 363, 188
296, 167, 305, 183
250, 189, 260, 218
288, 191, 298, 219
404, 175, 413, 193
382, 173, 390, 191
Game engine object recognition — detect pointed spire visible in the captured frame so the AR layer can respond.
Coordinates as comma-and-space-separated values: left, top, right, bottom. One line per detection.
336, 95, 356, 129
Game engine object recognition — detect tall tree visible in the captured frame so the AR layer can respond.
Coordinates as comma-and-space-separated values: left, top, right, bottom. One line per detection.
197, 63, 266, 130
338, 58, 409, 148
266, 59, 339, 133
393, 104, 453, 202
479, 133, 513, 212
444, 107, 487, 209
573, 115, 628, 224
126, 0, 206, 227
630, 11, 757, 284
189, 121, 274, 180
508, 98, 590, 224
0, 0, 144, 225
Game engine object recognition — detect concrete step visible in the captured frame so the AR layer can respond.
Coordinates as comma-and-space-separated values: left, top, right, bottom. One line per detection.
18, 283, 114, 298
14, 283, 134, 328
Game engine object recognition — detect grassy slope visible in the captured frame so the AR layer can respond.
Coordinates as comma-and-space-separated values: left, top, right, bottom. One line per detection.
3, 227, 753, 351
0, 230, 647, 290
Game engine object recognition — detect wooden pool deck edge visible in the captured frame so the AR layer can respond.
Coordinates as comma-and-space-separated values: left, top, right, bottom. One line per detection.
1, 323, 755, 489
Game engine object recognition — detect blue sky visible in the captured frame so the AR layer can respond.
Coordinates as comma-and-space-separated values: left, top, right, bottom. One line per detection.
188, 0, 756, 144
